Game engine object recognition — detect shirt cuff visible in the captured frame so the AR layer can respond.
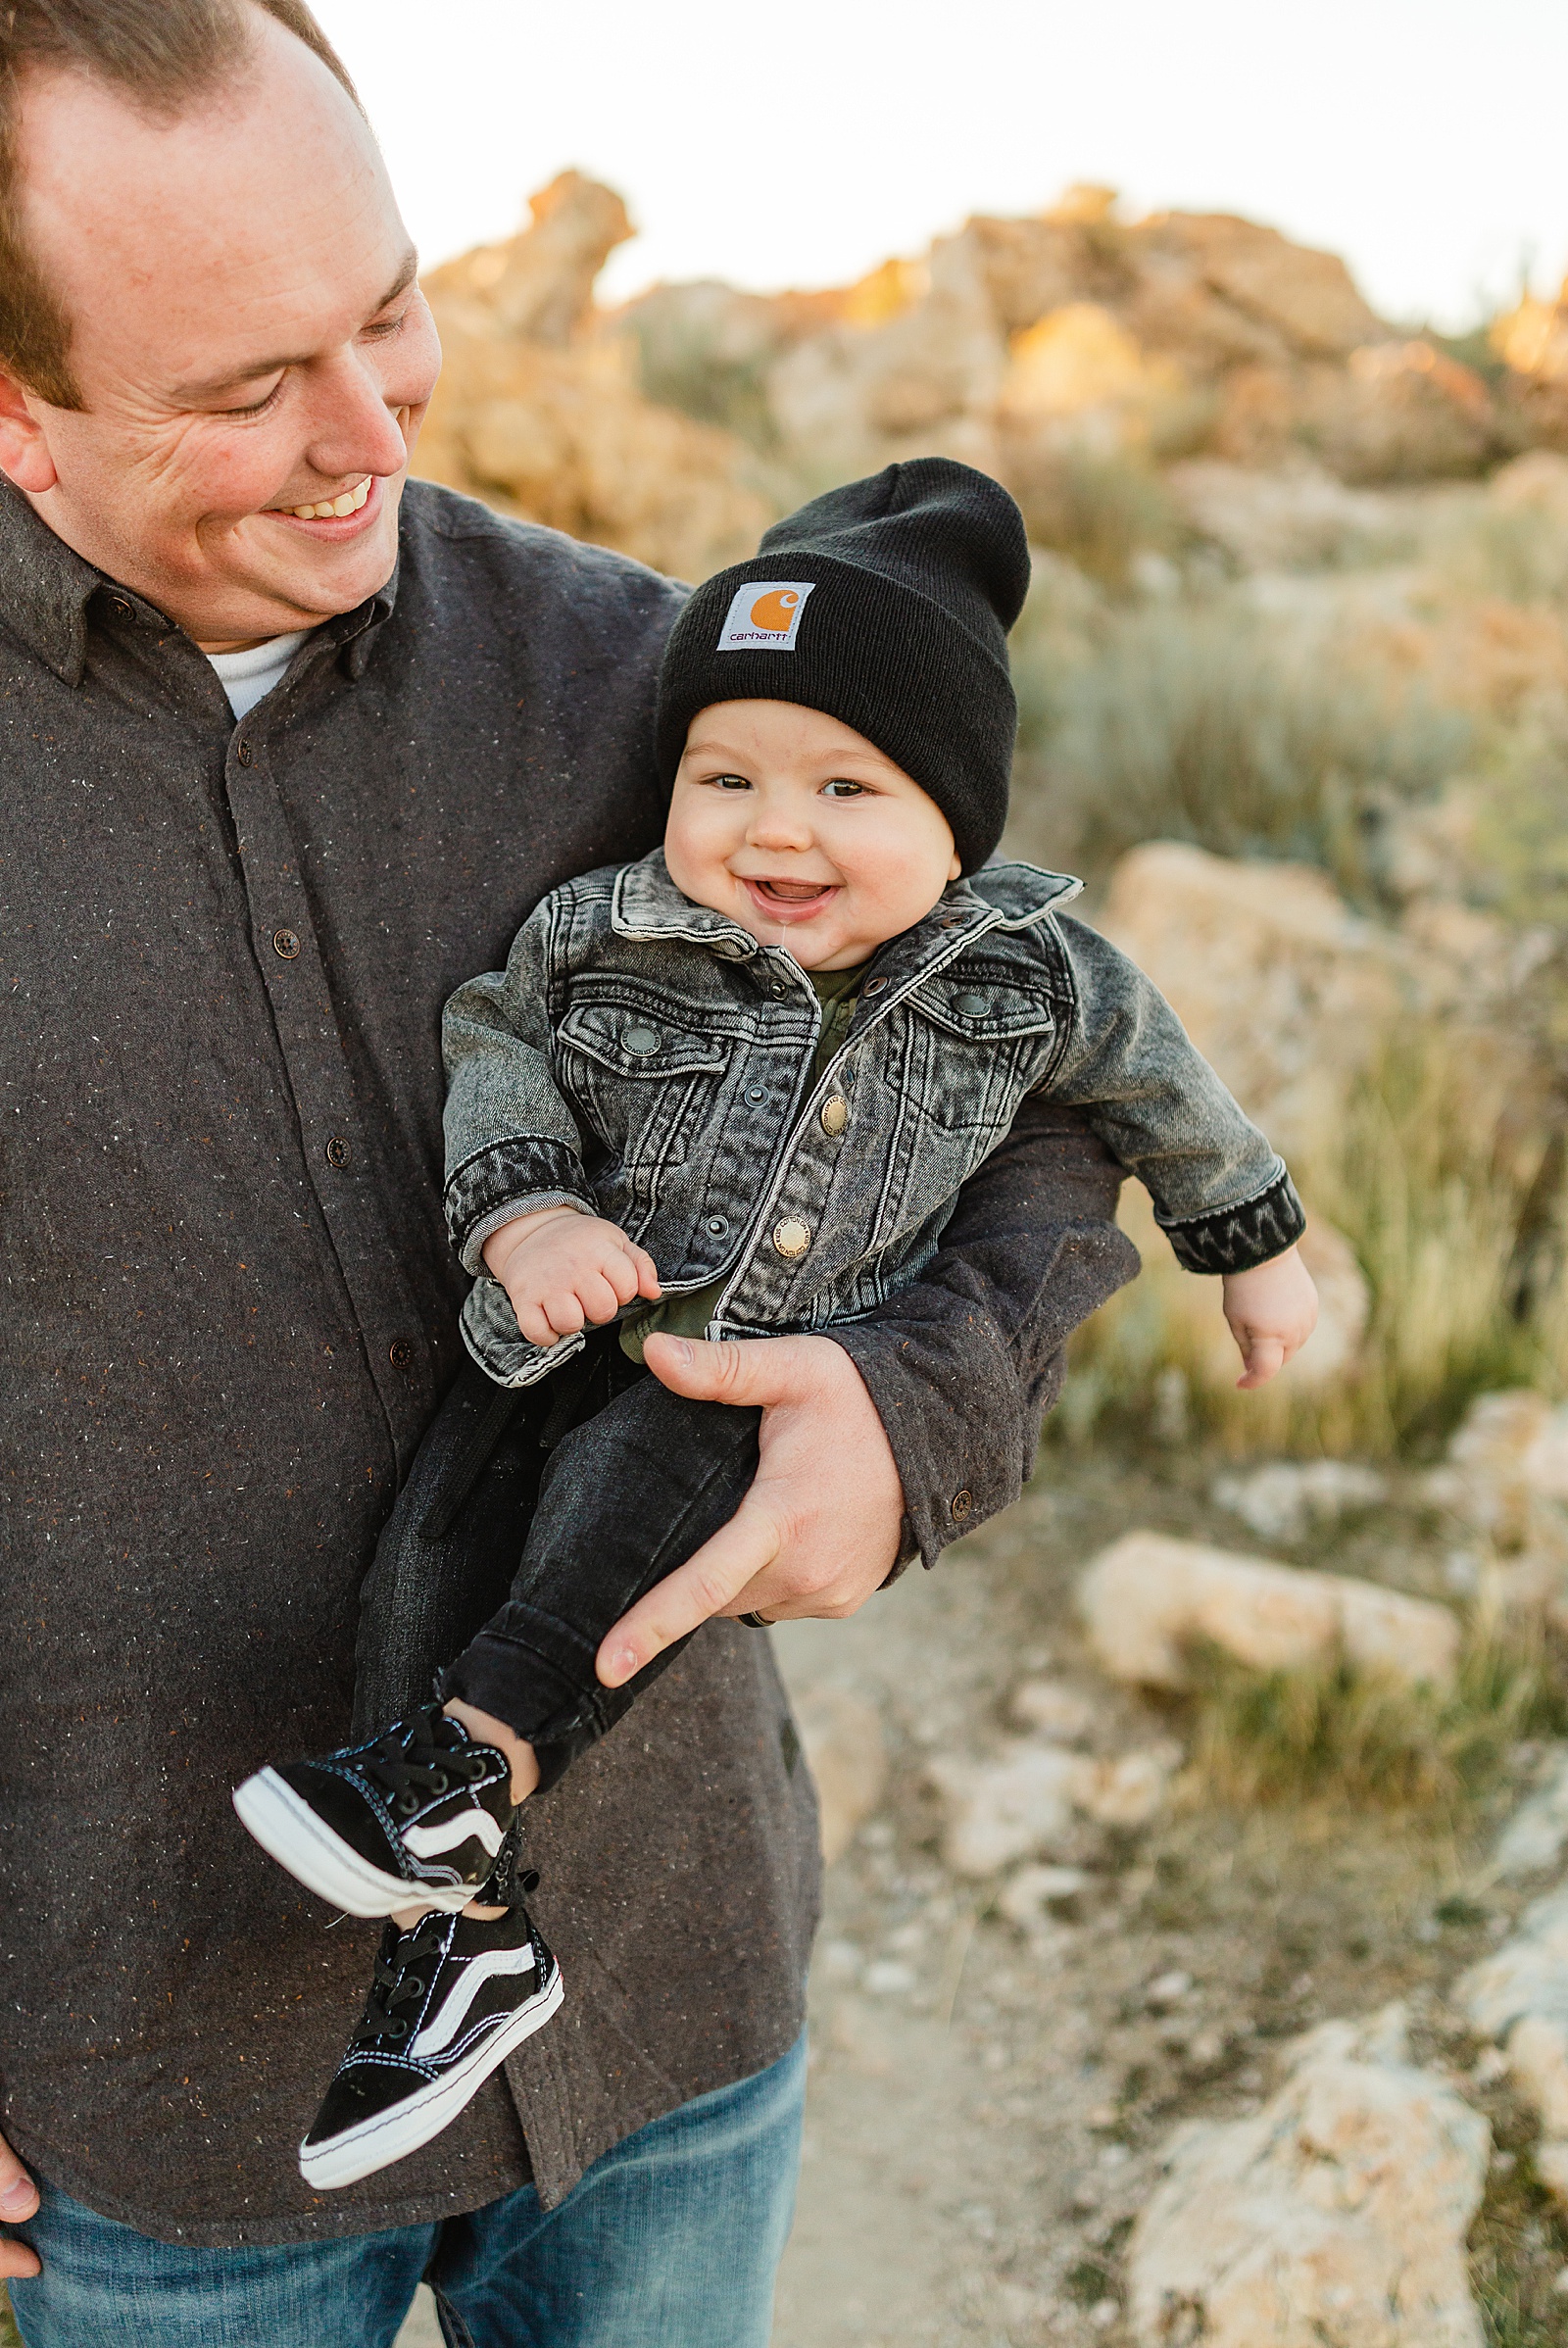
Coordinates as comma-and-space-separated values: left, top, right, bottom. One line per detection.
1157, 1164, 1306, 1275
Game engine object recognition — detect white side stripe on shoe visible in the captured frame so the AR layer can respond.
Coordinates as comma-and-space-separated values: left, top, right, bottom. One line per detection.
409, 1943, 540, 2057
403, 1809, 507, 1860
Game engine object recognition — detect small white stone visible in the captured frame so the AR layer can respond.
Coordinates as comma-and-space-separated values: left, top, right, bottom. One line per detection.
1147, 1969, 1193, 2010
862, 1959, 916, 1996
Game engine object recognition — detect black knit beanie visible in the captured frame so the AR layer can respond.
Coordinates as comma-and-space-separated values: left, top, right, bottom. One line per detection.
655, 458, 1030, 875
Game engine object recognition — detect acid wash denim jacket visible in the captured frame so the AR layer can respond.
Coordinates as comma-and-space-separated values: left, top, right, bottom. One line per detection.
443, 851, 1305, 1390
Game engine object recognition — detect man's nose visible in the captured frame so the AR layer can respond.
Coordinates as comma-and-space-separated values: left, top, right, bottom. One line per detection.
298, 350, 413, 484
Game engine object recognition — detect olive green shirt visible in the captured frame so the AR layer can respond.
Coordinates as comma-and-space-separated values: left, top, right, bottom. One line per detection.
620, 960, 867, 1360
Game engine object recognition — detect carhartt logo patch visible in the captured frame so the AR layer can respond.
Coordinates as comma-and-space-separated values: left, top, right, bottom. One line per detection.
716, 580, 815, 652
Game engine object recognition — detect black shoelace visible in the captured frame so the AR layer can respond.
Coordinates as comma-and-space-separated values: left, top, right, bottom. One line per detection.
358, 1917, 449, 2044
360, 1705, 491, 1819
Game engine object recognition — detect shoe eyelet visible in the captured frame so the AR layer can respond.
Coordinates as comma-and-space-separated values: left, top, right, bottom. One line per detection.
397, 1792, 420, 1817
427, 1770, 449, 1794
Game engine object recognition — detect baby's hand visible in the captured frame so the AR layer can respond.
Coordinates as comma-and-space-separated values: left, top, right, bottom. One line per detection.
482, 1207, 661, 1347
1221, 1246, 1319, 1389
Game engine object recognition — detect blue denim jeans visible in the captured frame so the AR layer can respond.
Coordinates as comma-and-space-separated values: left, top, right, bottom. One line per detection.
4, 2033, 804, 2347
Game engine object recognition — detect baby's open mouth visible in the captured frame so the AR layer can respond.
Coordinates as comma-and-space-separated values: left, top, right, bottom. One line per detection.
745, 877, 838, 905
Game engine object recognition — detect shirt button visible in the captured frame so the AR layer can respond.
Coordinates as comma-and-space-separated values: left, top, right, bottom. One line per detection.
623, 1023, 661, 1055
746, 1085, 766, 1105
235, 739, 253, 767
388, 1340, 415, 1373
272, 928, 301, 959
108, 596, 132, 620
954, 991, 990, 1016
772, 1217, 810, 1260
706, 1214, 729, 1237
952, 1488, 974, 1522
324, 1136, 351, 1169
820, 1095, 849, 1136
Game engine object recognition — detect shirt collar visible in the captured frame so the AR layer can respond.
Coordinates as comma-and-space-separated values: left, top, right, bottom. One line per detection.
0, 470, 399, 686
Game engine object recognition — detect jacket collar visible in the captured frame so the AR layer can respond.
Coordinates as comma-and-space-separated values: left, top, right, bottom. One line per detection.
612, 848, 1081, 983
0, 471, 398, 687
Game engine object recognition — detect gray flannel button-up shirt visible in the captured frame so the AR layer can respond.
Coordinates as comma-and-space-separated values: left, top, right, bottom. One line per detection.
0, 473, 1135, 2245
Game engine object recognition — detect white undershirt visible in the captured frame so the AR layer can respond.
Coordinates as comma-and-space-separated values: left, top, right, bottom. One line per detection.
205, 630, 311, 721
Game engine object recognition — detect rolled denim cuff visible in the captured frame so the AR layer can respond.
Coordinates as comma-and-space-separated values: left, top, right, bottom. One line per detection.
1158, 1163, 1307, 1276
446, 1137, 596, 1273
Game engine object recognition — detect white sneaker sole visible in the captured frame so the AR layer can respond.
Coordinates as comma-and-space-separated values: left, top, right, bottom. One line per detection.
232, 1769, 475, 1919
298, 1964, 565, 2189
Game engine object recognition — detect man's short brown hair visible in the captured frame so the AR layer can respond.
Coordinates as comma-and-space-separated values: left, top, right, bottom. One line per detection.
0, 0, 361, 409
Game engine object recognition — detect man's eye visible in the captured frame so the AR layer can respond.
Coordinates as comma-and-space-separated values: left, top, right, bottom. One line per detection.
219, 377, 285, 419
821, 778, 866, 799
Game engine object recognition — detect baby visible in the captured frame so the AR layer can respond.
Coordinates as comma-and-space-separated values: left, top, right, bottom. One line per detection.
235, 459, 1317, 2189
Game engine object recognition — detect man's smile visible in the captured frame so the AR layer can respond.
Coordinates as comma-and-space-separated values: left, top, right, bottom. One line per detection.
270, 471, 374, 521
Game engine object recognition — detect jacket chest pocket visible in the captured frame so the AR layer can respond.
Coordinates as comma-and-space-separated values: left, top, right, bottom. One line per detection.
901, 977, 1057, 1135
556, 1003, 732, 1229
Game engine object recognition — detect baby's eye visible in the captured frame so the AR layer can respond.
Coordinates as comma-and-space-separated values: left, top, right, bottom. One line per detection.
710, 772, 753, 792
821, 778, 866, 800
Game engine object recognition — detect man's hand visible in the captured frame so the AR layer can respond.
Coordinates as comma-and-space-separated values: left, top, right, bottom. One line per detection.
1223, 1245, 1319, 1389
596, 1334, 904, 1688
482, 1206, 660, 1349
0, 2128, 40, 2277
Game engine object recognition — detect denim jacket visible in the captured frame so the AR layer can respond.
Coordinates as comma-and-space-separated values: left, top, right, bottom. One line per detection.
443, 851, 1304, 1389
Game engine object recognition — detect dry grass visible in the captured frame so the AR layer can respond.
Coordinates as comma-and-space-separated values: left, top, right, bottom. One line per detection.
1185, 1624, 1567, 1816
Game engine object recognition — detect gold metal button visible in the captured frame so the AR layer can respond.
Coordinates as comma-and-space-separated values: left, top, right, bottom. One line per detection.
772, 1217, 811, 1260
820, 1095, 848, 1137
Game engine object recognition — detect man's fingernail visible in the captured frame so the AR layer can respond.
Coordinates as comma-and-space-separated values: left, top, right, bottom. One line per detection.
1, 2179, 34, 2214
672, 1340, 693, 1367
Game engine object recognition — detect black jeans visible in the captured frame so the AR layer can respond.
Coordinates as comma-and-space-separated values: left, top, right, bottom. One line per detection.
353, 1333, 761, 1791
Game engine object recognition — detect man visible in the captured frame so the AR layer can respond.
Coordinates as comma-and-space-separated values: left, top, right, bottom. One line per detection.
0, 4, 1134, 2340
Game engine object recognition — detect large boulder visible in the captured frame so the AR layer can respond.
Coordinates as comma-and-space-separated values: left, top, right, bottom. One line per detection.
1078, 1531, 1460, 1692
1126, 2006, 1489, 2347
1098, 841, 1411, 1169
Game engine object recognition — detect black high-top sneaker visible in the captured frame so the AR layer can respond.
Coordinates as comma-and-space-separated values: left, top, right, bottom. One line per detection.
299, 1900, 564, 2190
232, 1705, 515, 1917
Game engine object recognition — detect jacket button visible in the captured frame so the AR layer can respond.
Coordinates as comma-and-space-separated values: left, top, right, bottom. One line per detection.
623, 1024, 661, 1054
388, 1340, 415, 1372
863, 975, 888, 996
952, 1488, 974, 1521
706, 1215, 729, 1237
271, 928, 301, 959
954, 991, 990, 1016
235, 739, 253, 767
324, 1136, 351, 1168
769, 981, 786, 999
772, 1217, 810, 1260
820, 1095, 849, 1136
747, 1085, 766, 1105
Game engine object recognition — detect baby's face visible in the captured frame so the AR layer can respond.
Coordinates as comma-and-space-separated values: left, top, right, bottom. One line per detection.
664, 700, 961, 971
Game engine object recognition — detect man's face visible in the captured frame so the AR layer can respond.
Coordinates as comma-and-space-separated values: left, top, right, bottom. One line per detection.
0, 13, 441, 648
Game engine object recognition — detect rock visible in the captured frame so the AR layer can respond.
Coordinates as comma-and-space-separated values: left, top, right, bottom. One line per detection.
1078, 1531, 1460, 1693
1077, 1744, 1182, 1828
1426, 1390, 1568, 1546
1166, 459, 1402, 572
422, 171, 632, 345
1491, 1747, 1568, 1879
793, 1689, 888, 1865
1009, 1679, 1100, 1743
1302, 340, 1499, 484
416, 174, 775, 581
1457, 1887, 1568, 2201
1126, 2005, 1490, 2347
1146, 213, 1385, 364
928, 1737, 1176, 1877
998, 1863, 1092, 1932
1099, 841, 1410, 1167
1211, 1459, 1389, 1544
927, 1741, 1088, 1877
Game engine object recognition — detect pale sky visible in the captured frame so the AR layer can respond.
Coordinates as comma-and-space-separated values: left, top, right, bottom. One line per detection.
314, 0, 1568, 331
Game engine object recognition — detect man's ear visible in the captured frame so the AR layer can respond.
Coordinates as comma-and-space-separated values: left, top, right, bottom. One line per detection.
0, 369, 59, 494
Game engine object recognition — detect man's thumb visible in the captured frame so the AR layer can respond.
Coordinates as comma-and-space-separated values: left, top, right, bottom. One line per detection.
643, 1331, 775, 1403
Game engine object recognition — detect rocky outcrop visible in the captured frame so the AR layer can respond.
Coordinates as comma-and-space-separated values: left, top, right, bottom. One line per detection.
416, 173, 774, 579
1126, 2006, 1490, 2347
1078, 1531, 1460, 1692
